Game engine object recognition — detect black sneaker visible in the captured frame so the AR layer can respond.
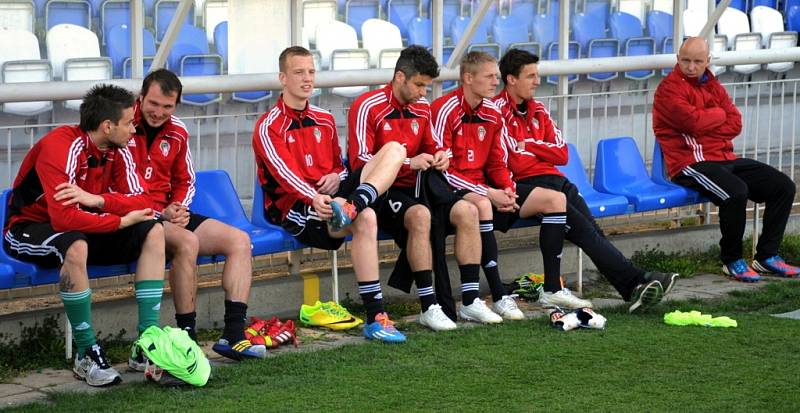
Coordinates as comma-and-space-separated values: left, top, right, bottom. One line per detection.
628, 280, 664, 313
644, 272, 679, 296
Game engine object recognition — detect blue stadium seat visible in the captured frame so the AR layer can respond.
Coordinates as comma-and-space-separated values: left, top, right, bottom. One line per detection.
251, 175, 304, 250
651, 140, 708, 205
442, 0, 460, 39
646, 10, 673, 53
46, 0, 91, 30
584, 0, 609, 31
106, 24, 156, 78
546, 42, 580, 84
512, 0, 537, 23
123, 58, 155, 78
531, 12, 557, 51
101, 0, 130, 45
192, 170, 296, 257
408, 16, 432, 48
721, 0, 747, 12
788, 6, 800, 32
450, 14, 490, 45
467, 42, 501, 59
155, 0, 195, 42
609, 12, 655, 80
0, 263, 18, 289
441, 45, 457, 91
0, 190, 132, 286
662, 38, 674, 75
213, 21, 227, 64
387, 0, 419, 38
556, 144, 631, 217
593, 137, 691, 212
572, 12, 618, 82
168, 24, 223, 106
345, 0, 379, 38
750, 0, 777, 10
492, 14, 530, 53
784, 0, 800, 13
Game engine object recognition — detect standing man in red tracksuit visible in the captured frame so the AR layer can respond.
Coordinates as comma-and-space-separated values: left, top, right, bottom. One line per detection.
495, 48, 675, 313
349, 45, 481, 331
253, 46, 408, 343
3, 85, 165, 387
654, 37, 799, 281
127, 69, 264, 361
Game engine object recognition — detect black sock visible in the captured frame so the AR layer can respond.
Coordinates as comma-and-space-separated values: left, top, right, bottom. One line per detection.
479, 220, 505, 302
221, 300, 248, 344
347, 183, 378, 213
175, 311, 197, 342
459, 263, 481, 305
540, 213, 567, 293
358, 280, 385, 324
413, 270, 437, 311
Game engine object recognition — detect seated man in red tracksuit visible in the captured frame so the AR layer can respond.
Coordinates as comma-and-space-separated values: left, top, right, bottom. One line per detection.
3, 85, 165, 387
432, 51, 587, 316
653, 37, 799, 281
494, 48, 676, 313
127, 69, 262, 361
348, 46, 482, 331
253, 46, 407, 343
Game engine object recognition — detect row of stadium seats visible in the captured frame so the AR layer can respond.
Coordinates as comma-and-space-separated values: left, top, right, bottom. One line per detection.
0, 137, 706, 289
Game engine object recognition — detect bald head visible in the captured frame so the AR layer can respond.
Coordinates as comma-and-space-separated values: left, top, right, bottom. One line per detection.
677, 37, 711, 78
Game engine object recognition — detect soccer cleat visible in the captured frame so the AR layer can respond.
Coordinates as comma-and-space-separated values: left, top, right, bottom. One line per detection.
492, 295, 525, 321
504, 273, 544, 301
245, 317, 299, 349
628, 280, 664, 313
73, 344, 122, 387
538, 287, 593, 309
459, 298, 503, 324
644, 272, 679, 296
549, 308, 580, 331
128, 343, 147, 372
212, 338, 267, 361
144, 358, 189, 386
752, 256, 800, 278
574, 307, 607, 329
299, 301, 363, 330
328, 201, 357, 232
418, 304, 457, 331
363, 313, 407, 343
722, 259, 761, 283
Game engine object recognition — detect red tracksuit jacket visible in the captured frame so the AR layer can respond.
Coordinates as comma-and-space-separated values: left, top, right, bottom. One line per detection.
253, 96, 346, 222
431, 87, 515, 196
128, 102, 195, 210
653, 66, 741, 177
492, 89, 567, 180
6, 125, 149, 233
348, 83, 443, 188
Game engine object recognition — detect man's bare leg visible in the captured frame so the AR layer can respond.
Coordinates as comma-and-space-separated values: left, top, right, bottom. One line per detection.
163, 222, 200, 314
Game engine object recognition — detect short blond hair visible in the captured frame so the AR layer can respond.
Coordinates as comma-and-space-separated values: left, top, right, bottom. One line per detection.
460, 51, 497, 78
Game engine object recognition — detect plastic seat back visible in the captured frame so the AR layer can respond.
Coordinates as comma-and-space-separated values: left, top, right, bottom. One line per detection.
751, 0, 777, 8
546, 41, 580, 84
155, 0, 195, 42
302, 0, 337, 44
46, 0, 91, 30
618, 0, 646, 25
709, 34, 728, 75
46, 23, 101, 79
101, 0, 130, 45
789, 6, 800, 31
315, 20, 359, 69
750, 5, 785, 47
492, 14, 530, 53
387, 0, 419, 38
450, 14, 489, 45
330, 49, 370, 97
0, 28, 52, 116
573, 12, 618, 81
557, 144, 632, 217
652, 0, 672, 14
204, 0, 228, 44
408, 16, 433, 48
584, 0, 609, 30
345, 0, 379, 38
361, 18, 402, 67
107, 23, 157, 78
531, 12, 557, 50
682, 8, 705, 37
167, 24, 209, 70
213, 21, 228, 64
192, 170, 251, 229
647, 10, 672, 53
610, 12, 654, 80
718, 7, 752, 49
594, 137, 653, 194
0, 0, 35, 32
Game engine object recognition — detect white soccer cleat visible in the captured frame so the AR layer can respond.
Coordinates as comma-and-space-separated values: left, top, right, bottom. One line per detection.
418, 304, 457, 331
73, 344, 122, 387
538, 286, 593, 309
575, 307, 607, 330
550, 308, 580, 331
492, 295, 525, 321
459, 298, 503, 324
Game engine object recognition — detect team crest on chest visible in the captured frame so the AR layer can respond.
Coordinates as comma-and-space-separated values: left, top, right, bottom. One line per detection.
477, 126, 486, 141
159, 140, 170, 157
531, 118, 540, 129
410, 120, 419, 135
313, 128, 321, 143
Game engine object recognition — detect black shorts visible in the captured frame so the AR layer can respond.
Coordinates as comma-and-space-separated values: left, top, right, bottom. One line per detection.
185, 212, 209, 232
376, 185, 462, 246
493, 182, 538, 232
3, 220, 161, 268
279, 168, 366, 251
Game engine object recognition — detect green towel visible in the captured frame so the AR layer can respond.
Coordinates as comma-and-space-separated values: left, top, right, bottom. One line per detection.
664, 310, 737, 328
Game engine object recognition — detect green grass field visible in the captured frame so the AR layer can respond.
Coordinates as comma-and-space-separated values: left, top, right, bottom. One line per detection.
8, 281, 800, 413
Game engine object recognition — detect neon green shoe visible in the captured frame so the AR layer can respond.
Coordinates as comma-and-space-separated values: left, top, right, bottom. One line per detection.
299, 301, 363, 330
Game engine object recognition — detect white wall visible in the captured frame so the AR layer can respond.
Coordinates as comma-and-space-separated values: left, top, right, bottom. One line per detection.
228, 0, 290, 75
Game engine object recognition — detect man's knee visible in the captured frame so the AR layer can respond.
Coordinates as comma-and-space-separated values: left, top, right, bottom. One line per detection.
404, 205, 431, 234
451, 200, 478, 227
227, 227, 252, 255
168, 228, 199, 258
64, 240, 88, 265
352, 208, 378, 237
381, 141, 407, 162
538, 189, 567, 213
143, 222, 165, 250
473, 196, 493, 218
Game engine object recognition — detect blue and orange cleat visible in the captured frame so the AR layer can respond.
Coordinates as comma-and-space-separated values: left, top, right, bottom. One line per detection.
363, 313, 406, 343
329, 201, 357, 232
212, 339, 267, 361
752, 256, 800, 278
722, 259, 761, 283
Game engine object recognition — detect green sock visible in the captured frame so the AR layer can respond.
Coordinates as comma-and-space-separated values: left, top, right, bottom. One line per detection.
135, 280, 164, 335
60, 288, 95, 358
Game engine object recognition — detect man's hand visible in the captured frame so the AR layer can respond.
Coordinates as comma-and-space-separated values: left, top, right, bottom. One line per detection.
487, 187, 517, 212
316, 173, 341, 195
409, 153, 434, 171
54, 183, 104, 209
432, 150, 449, 171
119, 208, 155, 229
312, 194, 334, 220
162, 202, 190, 228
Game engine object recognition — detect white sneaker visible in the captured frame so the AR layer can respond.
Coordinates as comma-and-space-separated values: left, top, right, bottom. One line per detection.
460, 298, 503, 324
418, 304, 457, 331
538, 287, 593, 309
492, 295, 525, 321
73, 344, 122, 387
